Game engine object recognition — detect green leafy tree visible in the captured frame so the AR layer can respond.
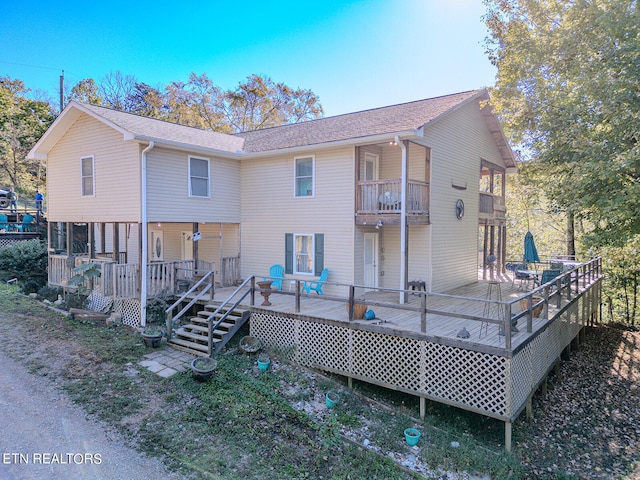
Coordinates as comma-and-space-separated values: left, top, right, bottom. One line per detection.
68, 78, 102, 105
223, 74, 323, 132
484, 0, 640, 249
0, 77, 55, 190
485, 0, 640, 324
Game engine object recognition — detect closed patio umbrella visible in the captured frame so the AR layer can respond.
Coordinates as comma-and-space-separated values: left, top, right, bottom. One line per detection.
523, 231, 540, 264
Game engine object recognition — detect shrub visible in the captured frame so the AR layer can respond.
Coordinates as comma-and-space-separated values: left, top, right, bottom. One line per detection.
64, 292, 89, 310
0, 239, 48, 284
21, 279, 43, 295
38, 285, 63, 302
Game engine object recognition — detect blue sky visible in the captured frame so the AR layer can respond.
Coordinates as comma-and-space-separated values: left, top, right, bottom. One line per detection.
0, 0, 495, 117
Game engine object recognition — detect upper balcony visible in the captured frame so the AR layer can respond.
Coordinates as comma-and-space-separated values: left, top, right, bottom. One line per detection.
355, 178, 430, 226
479, 192, 506, 223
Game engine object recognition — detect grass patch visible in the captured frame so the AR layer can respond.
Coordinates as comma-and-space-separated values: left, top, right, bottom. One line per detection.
0, 287, 524, 479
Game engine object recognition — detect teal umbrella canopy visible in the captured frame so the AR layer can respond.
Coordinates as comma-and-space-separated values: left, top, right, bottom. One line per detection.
524, 231, 540, 263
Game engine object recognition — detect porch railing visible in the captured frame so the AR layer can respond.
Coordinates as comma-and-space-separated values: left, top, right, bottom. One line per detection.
479, 192, 506, 216
247, 257, 602, 351
356, 179, 429, 215
48, 255, 216, 299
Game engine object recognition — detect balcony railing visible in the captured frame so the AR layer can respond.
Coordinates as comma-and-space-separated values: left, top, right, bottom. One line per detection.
479, 192, 506, 218
356, 179, 429, 216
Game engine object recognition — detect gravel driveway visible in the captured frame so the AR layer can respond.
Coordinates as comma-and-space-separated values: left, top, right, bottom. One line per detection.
0, 350, 184, 480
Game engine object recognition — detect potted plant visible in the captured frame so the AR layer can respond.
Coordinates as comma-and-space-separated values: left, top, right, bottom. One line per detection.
404, 427, 421, 446
239, 335, 263, 354
345, 301, 368, 320
325, 391, 340, 408
190, 357, 217, 382
257, 353, 271, 371
141, 292, 169, 347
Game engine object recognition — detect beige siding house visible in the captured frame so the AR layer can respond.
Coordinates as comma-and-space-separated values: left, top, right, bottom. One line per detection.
29, 89, 515, 325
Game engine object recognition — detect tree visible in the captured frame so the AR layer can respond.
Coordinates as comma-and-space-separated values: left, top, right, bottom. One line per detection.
99, 71, 138, 111
0, 77, 55, 190
126, 82, 165, 118
484, 0, 640, 249
68, 78, 102, 105
223, 74, 323, 132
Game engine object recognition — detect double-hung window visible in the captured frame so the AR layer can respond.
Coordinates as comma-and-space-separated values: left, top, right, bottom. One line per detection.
189, 156, 210, 197
294, 156, 314, 197
285, 233, 324, 275
294, 234, 313, 274
81, 156, 95, 196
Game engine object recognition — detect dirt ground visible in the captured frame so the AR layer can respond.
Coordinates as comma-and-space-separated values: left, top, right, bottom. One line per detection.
0, 349, 185, 480
513, 324, 640, 479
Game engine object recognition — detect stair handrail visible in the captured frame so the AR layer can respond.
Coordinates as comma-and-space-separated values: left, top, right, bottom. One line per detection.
205, 275, 255, 357
165, 271, 214, 338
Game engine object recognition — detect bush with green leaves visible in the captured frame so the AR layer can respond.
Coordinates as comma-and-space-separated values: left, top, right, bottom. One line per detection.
0, 239, 48, 285
37, 285, 63, 302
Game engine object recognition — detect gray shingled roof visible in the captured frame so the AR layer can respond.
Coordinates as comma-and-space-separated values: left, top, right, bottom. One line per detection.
236, 90, 484, 152
79, 102, 245, 153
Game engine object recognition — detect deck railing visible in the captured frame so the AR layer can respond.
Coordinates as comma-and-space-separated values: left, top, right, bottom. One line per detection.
356, 179, 429, 215
248, 257, 602, 352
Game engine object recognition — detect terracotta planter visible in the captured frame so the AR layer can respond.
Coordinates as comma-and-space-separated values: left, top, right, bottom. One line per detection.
520, 297, 544, 317
346, 302, 368, 320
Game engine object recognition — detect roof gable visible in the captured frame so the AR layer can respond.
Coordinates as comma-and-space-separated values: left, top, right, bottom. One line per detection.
29, 101, 245, 159
235, 90, 484, 153
29, 90, 515, 168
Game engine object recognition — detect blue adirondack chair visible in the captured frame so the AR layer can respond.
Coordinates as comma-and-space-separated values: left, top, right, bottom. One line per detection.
16, 214, 34, 232
302, 268, 329, 295
264, 264, 285, 291
0, 214, 8, 231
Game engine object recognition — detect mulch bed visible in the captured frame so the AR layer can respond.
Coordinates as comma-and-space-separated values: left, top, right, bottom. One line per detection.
515, 324, 640, 479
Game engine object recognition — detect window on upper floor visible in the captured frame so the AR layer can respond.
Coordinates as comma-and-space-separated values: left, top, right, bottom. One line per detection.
294, 156, 314, 197
189, 156, 210, 198
81, 156, 95, 196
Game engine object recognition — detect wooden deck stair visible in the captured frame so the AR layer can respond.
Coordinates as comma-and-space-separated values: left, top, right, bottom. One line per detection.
168, 303, 250, 357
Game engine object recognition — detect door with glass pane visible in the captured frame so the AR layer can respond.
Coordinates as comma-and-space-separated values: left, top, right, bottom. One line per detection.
364, 233, 379, 289
363, 153, 379, 211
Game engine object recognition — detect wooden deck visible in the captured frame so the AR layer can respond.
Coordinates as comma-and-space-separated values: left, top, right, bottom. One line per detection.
211, 271, 560, 354
178, 260, 602, 451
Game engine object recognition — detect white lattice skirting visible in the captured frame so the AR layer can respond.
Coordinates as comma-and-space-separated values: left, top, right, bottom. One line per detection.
250, 292, 591, 422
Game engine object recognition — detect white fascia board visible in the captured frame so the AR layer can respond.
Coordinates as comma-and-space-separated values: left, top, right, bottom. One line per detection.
129, 135, 240, 159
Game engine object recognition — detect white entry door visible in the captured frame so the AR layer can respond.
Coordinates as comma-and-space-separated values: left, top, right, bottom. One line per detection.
364, 233, 379, 289
181, 231, 193, 260
149, 230, 164, 261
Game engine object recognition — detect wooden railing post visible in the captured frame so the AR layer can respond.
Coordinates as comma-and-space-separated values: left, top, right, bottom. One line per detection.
295, 280, 301, 313
420, 292, 427, 333
250, 276, 255, 307
348, 285, 355, 322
